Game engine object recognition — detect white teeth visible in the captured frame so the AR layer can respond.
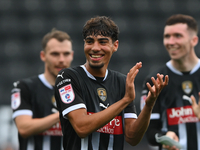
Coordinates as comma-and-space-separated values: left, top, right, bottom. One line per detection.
91, 55, 101, 58
169, 48, 177, 51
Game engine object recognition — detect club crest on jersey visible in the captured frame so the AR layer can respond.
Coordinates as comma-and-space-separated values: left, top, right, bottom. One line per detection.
182, 81, 193, 94
59, 84, 74, 104
97, 88, 107, 101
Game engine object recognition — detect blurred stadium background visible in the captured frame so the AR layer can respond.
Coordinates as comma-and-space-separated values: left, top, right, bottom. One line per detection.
0, 0, 200, 149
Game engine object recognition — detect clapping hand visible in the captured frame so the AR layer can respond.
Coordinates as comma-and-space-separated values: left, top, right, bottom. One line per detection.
191, 92, 200, 120
145, 73, 169, 108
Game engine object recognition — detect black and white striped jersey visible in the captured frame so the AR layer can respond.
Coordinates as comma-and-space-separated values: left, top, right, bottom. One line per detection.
55, 65, 137, 150
11, 74, 63, 150
140, 60, 200, 150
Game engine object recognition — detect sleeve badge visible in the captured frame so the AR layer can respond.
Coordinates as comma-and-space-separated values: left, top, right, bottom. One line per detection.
59, 84, 75, 104
11, 92, 21, 110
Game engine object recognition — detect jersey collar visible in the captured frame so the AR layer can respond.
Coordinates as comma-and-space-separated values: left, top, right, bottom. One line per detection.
38, 74, 53, 89
166, 59, 200, 75
80, 65, 108, 81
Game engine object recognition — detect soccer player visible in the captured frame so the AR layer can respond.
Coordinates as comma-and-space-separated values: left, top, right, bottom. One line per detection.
140, 14, 200, 150
54, 16, 168, 150
11, 28, 74, 150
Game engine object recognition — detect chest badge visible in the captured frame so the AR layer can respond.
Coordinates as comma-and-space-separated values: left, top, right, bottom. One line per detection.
97, 88, 107, 101
182, 81, 193, 94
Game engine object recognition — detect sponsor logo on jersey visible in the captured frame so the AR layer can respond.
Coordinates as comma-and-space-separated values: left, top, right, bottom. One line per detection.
57, 71, 64, 79
97, 88, 107, 101
59, 84, 75, 104
40, 122, 62, 136
100, 103, 109, 109
88, 112, 123, 135
167, 106, 199, 125
56, 78, 71, 87
182, 81, 192, 94
182, 95, 192, 104
140, 95, 147, 110
11, 91, 21, 110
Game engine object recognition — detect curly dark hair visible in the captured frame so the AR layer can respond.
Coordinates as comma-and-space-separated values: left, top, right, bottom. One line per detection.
82, 16, 119, 42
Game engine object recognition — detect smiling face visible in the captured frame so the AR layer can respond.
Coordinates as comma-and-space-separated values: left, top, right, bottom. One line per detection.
163, 23, 196, 61
84, 35, 118, 72
40, 38, 73, 79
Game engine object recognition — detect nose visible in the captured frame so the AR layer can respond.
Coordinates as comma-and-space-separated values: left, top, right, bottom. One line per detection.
166, 36, 175, 45
59, 54, 65, 62
91, 41, 101, 51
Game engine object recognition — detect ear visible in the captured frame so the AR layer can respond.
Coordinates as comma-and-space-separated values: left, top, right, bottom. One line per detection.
113, 40, 119, 52
40, 50, 45, 62
191, 35, 199, 47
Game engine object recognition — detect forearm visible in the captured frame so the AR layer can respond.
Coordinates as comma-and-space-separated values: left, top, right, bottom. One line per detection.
124, 73, 168, 145
125, 104, 153, 146
15, 112, 60, 138
29, 113, 60, 134
69, 97, 130, 138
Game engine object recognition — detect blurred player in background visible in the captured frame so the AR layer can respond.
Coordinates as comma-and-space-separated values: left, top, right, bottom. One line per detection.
11, 28, 74, 150
140, 14, 200, 150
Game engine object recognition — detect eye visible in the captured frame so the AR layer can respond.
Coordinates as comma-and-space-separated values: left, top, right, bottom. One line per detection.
164, 34, 170, 39
100, 40, 107, 44
99, 39, 109, 45
175, 34, 182, 38
64, 52, 71, 56
51, 52, 59, 56
85, 39, 93, 44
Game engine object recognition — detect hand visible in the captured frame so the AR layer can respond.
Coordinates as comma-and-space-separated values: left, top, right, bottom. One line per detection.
124, 62, 142, 103
191, 92, 200, 120
163, 131, 180, 150
145, 73, 169, 108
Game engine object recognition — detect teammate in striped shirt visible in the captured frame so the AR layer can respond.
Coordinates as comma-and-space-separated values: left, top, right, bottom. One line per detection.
11, 28, 74, 150
55, 16, 168, 150
140, 14, 200, 150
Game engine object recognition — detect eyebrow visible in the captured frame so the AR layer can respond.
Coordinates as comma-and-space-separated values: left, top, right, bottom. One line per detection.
98, 37, 109, 41
85, 37, 109, 41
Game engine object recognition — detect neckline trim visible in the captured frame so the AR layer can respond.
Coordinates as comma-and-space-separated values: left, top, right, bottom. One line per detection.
166, 59, 200, 75
80, 65, 108, 81
38, 74, 53, 89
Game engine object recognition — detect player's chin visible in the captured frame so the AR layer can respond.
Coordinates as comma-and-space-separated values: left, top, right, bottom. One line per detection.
54, 70, 61, 77
89, 62, 104, 69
